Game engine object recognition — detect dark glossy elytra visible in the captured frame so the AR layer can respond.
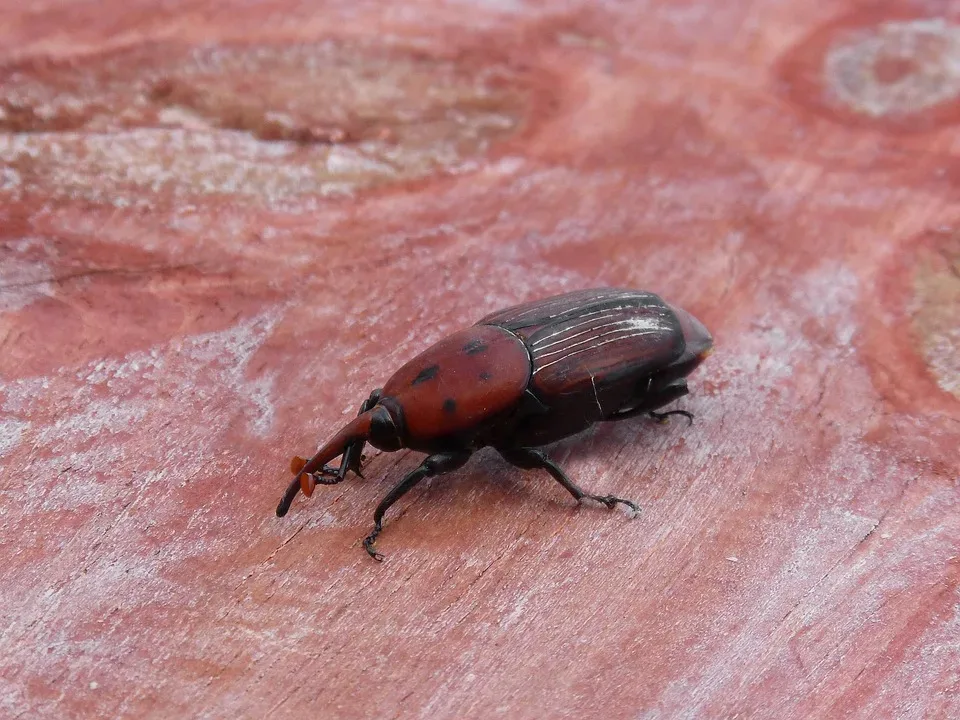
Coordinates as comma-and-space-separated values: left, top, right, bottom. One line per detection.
276, 287, 713, 561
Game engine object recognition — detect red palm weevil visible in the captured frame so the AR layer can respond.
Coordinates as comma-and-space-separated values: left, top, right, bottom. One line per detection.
276, 288, 713, 560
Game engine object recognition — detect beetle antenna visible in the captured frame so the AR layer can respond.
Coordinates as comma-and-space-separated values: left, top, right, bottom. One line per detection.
275, 411, 374, 517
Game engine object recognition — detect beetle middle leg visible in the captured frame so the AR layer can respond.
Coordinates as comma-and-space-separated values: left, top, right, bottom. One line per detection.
497, 447, 639, 514
363, 450, 471, 562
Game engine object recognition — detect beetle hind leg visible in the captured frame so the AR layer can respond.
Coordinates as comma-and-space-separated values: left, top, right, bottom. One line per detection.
604, 379, 693, 426
497, 447, 640, 514
648, 409, 694, 425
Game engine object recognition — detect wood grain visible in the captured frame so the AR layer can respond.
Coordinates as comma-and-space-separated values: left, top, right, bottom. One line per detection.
1, 1, 958, 718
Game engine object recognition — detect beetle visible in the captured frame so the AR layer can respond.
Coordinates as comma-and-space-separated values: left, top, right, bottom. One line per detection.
276, 287, 713, 560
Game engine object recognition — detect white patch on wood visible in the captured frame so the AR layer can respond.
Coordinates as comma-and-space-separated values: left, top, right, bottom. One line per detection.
0, 418, 30, 455
2, 306, 287, 512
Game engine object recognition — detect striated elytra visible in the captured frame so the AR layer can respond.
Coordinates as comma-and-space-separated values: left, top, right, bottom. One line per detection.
276, 288, 713, 561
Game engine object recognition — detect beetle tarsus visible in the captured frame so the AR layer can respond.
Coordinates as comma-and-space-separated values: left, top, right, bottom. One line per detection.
363, 525, 385, 562
649, 409, 694, 426
498, 447, 641, 515
580, 494, 640, 514
312, 468, 348, 486
602, 380, 691, 424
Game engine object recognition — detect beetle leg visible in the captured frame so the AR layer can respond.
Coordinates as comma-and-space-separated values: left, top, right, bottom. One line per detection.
362, 450, 471, 562
498, 447, 640, 514
343, 389, 382, 479
648, 409, 694, 425
603, 379, 690, 423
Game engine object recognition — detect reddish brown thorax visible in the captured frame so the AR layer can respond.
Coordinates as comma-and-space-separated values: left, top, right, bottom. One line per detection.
380, 325, 530, 440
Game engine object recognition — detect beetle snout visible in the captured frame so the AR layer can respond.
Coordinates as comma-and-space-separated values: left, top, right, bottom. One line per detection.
669, 305, 713, 359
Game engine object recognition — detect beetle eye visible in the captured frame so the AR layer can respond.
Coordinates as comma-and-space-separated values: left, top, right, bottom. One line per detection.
368, 405, 402, 451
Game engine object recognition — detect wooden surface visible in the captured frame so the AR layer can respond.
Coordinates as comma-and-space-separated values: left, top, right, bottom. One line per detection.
2, 1, 959, 718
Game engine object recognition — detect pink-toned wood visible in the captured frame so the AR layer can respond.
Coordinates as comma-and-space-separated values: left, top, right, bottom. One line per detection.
1, 1, 958, 718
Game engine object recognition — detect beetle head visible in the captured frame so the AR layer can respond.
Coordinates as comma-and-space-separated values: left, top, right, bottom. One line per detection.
367, 402, 403, 452
276, 399, 408, 517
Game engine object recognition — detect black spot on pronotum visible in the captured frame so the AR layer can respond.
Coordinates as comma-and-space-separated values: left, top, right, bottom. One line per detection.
479, 370, 492, 381
462, 339, 488, 355
411, 364, 440, 385
443, 398, 457, 414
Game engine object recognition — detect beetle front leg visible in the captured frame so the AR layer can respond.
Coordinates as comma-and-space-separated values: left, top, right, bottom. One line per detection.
304, 388, 382, 484
363, 450, 471, 562
498, 447, 640, 514
276, 389, 383, 518
341, 388, 382, 479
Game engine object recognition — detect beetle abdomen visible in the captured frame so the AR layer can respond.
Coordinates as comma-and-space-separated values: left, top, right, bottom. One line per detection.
480, 288, 685, 405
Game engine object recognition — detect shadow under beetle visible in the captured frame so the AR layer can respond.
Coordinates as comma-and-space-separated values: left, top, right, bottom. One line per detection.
276, 287, 713, 560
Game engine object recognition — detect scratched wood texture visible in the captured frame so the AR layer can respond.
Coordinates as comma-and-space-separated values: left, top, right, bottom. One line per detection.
2, 1, 959, 718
